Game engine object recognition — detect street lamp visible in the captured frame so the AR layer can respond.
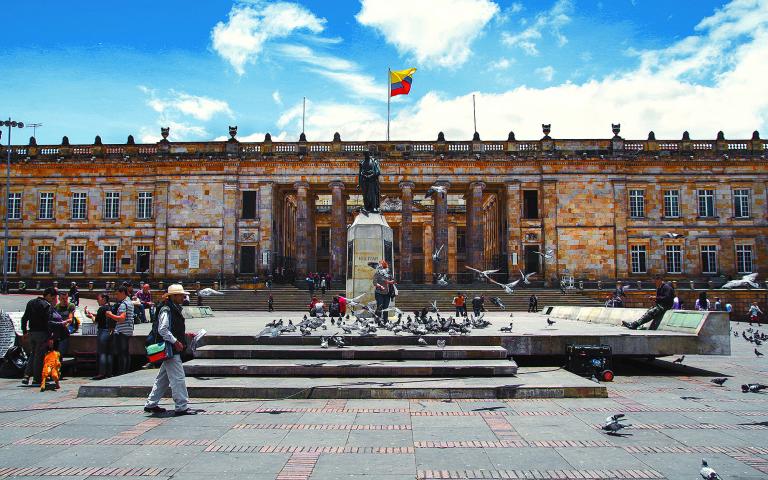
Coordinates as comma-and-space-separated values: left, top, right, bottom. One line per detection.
2, 118, 25, 294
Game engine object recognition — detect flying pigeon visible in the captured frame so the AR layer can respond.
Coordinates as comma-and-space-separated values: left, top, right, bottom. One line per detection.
465, 266, 499, 280
672, 355, 685, 364
320, 337, 329, 349
534, 248, 555, 261
490, 296, 506, 310
741, 383, 767, 393
520, 270, 536, 284
432, 244, 445, 262
700, 459, 722, 479
489, 277, 521, 295
381, 306, 404, 317
710, 378, 727, 386
721, 273, 760, 289
663, 232, 685, 239
437, 273, 449, 287
197, 288, 224, 296
425, 185, 448, 199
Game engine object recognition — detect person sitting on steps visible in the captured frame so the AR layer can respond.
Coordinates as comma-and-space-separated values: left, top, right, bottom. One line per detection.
622, 274, 675, 330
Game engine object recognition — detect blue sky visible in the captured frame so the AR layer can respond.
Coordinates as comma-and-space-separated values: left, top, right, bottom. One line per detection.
1, 0, 766, 144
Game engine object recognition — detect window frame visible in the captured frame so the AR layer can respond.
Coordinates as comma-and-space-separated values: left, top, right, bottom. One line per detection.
69, 245, 85, 274
5, 245, 18, 274
103, 191, 121, 220
102, 245, 118, 274
736, 244, 753, 274
665, 244, 683, 274
137, 191, 153, 220
38, 192, 54, 220
36, 245, 51, 274
697, 189, 715, 218
71, 192, 88, 220
663, 189, 680, 218
135, 245, 151, 273
700, 244, 718, 274
733, 189, 751, 218
630, 244, 647, 274
6, 192, 21, 220
241, 191, 258, 220
628, 189, 645, 218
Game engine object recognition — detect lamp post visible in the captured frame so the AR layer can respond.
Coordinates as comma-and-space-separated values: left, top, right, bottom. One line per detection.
2, 118, 25, 294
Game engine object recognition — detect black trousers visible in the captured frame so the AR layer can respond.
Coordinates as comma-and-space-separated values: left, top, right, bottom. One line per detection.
113, 333, 131, 375
636, 304, 668, 330
375, 292, 390, 322
23, 331, 49, 383
96, 329, 113, 377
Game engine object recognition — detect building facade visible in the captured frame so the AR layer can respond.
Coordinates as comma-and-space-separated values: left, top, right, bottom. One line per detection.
2, 126, 767, 286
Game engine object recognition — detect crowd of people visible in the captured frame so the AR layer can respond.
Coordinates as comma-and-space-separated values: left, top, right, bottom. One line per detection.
305, 272, 333, 295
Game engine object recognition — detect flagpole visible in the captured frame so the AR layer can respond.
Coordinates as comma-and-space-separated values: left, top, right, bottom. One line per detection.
302, 97, 306, 134
387, 67, 391, 141
472, 94, 477, 134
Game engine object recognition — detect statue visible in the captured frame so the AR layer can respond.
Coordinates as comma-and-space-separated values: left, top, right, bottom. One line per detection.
358, 152, 381, 214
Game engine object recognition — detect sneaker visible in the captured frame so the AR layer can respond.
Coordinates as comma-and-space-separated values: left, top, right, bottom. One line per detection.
143, 405, 167, 414
174, 408, 199, 416
90, 375, 107, 381
622, 321, 638, 330
29, 382, 41, 388
21, 377, 29, 385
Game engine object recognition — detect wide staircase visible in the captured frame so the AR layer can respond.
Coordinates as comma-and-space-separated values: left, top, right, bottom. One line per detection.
197, 284, 604, 312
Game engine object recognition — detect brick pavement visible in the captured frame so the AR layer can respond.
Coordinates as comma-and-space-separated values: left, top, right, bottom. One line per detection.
0, 321, 765, 478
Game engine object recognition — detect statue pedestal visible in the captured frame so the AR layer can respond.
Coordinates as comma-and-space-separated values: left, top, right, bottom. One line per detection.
346, 212, 395, 309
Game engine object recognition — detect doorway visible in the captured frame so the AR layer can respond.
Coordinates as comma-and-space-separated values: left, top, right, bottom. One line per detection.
524, 245, 540, 274
240, 246, 256, 274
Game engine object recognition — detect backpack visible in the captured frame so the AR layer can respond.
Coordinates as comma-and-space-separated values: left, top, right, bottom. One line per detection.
145, 305, 173, 363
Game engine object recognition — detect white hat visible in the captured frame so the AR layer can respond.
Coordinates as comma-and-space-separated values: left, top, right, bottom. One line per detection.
166, 284, 190, 296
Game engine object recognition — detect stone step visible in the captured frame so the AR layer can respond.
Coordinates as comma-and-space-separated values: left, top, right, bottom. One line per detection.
199, 334, 504, 347
183, 358, 519, 377
78, 367, 607, 399
194, 344, 509, 360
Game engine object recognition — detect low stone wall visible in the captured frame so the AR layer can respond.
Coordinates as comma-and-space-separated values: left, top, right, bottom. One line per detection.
582, 289, 768, 321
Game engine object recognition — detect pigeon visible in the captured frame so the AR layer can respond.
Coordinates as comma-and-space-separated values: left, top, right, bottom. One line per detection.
430, 300, 439, 313
663, 232, 685, 239
672, 355, 685, 364
417, 336, 427, 346
465, 266, 499, 280
490, 297, 506, 310
436, 339, 446, 349
197, 288, 224, 296
602, 414, 631, 435
519, 269, 535, 284
700, 459, 722, 479
489, 278, 521, 295
741, 383, 767, 393
320, 337, 329, 349
332, 336, 345, 348
546, 318, 556, 327
381, 306, 404, 317
425, 185, 447, 199
500, 323, 514, 332
721, 272, 759, 289
437, 273, 449, 287
340, 293, 367, 308
756, 348, 764, 357
432, 244, 445, 262
710, 378, 728, 386
534, 248, 555, 261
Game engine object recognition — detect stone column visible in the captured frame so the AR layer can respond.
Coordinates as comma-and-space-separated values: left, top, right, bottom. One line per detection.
153, 181, 170, 278
432, 181, 450, 280
222, 182, 238, 281
467, 181, 486, 272
541, 180, 558, 286
258, 182, 275, 276
612, 180, 628, 279
294, 181, 310, 277
329, 181, 347, 283
399, 181, 415, 283
424, 224, 434, 282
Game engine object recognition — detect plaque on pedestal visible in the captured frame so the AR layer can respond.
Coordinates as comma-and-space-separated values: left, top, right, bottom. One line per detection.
345, 212, 394, 307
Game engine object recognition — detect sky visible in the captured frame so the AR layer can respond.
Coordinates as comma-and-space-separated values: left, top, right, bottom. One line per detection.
1, 0, 766, 145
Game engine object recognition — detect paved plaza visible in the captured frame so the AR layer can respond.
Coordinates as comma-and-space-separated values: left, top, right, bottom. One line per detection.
1, 294, 767, 478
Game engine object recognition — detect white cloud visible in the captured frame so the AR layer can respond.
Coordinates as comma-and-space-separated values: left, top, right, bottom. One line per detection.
139, 122, 209, 143
276, 99, 385, 140
502, 0, 573, 55
284, 0, 768, 141
272, 90, 283, 105
356, 0, 499, 67
488, 58, 514, 70
140, 87, 233, 121
276, 44, 383, 101
535, 65, 555, 82
211, 1, 326, 75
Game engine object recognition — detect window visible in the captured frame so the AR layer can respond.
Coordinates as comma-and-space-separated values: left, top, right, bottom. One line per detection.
136, 246, 151, 273
522, 190, 539, 219
700, 245, 717, 274
6, 193, 21, 220
39, 192, 54, 220
71, 192, 87, 220
318, 228, 330, 253
137, 192, 153, 219
663, 190, 680, 218
241, 191, 257, 219
104, 192, 120, 219
697, 189, 715, 217
733, 189, 750, 218
69, 245, 85, 274
630, 245, 647, 273
36, 246, 51, 274
629, 190, 645, 218
665, 245, 682, 274
102, 245, 117, 273
736, 244, 753, 273
5, 246, 18, 274
456, 228, 466, 253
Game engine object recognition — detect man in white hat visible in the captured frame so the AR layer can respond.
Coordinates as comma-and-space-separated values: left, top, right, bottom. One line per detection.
144, 284, 198, 415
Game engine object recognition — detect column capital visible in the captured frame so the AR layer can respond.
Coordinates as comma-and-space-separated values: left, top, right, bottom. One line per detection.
469, 181, 486, 191
293, 181, 310, 191
434, 180, 451, 189
328, 180, 346, 190
398, 180, 415, 190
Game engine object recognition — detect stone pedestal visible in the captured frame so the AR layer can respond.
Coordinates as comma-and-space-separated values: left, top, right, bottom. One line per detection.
346, 212, 395, 307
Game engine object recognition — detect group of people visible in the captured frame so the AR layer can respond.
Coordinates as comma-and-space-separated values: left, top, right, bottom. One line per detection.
450, 293, 489, 317
305, 272, 333, 295
308, 295, 348, 318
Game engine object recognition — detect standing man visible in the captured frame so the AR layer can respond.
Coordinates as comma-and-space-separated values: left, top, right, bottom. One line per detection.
54, 290, 78, 355
20, 287, 57, 386
373, 260, 395, 323
622, 274, 675, 330
107, 285, 134, 375
84, 293, 113, 380
136, 283, 154, 324
144, 284, 198, 416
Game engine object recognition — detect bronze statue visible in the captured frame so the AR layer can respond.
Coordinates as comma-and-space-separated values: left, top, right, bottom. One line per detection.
358, 152, 381, 213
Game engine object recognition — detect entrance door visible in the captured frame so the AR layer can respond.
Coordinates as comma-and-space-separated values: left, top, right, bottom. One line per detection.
240, 246, 256, 274
524, 245, 540, 274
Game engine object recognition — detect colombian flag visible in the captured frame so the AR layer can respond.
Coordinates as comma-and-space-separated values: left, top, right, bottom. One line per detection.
390, 68, 417, 97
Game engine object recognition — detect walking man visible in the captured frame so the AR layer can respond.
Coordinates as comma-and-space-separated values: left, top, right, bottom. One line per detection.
373, 260, 395, 323
622, 275, 675, 330
21, 287, 57, 386
144, 284, 199, 416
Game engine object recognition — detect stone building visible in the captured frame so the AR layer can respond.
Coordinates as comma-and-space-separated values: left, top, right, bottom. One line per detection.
2, 126, 766, 286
